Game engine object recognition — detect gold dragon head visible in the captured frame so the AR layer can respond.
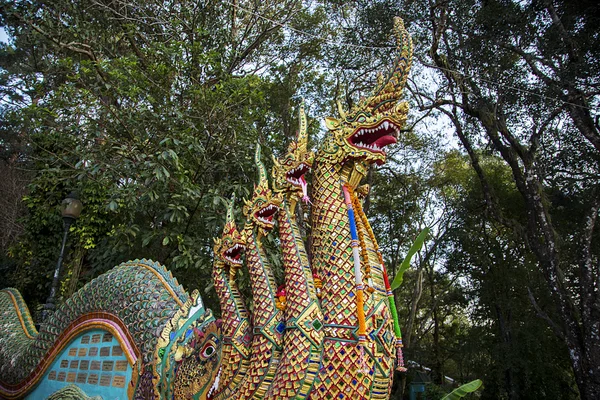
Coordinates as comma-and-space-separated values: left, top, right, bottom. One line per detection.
272, 100, 314, 201
154, 293, 222, 400
318, 17, 413, 167
213, 194, 246, 268
172, 319, 222, 400
244, 144, 283, 233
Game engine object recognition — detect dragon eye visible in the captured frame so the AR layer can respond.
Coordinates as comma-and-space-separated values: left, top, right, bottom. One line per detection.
201, 344, 215, 358
357, 115, 366, 122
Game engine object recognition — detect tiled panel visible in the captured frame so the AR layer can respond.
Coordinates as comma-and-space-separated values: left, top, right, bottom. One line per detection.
26, 329, 133, 399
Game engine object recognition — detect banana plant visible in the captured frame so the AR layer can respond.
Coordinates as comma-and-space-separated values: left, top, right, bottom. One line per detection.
390, 227, 430, 290
440, 379, 483, 400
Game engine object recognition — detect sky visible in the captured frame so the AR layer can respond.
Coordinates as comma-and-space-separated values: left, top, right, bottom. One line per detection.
0, 28, 7, 44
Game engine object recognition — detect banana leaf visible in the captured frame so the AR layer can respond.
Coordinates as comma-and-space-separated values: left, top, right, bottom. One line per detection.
390, 227, 430, 290
440, 379, 483, 400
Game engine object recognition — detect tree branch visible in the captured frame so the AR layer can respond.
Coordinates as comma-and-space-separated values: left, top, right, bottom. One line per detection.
527, 287, 565, 340
542, 0, 580, 62
580, 188, 600, 322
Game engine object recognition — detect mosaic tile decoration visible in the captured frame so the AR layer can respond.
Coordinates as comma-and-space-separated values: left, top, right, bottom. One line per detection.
26, 329, 132, 399
0, 17, 412, 399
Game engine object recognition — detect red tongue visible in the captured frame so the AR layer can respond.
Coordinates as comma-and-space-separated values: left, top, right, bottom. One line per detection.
375, 135, 397, 147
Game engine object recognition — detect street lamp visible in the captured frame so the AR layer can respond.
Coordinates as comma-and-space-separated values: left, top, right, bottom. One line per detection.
41, 192, 83, 322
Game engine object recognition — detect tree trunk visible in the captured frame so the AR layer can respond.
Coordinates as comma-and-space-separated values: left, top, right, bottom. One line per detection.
494, 304, 518, 400
428, 264, 443, 384
398, 266, 424, 399
425, 1, 600, 397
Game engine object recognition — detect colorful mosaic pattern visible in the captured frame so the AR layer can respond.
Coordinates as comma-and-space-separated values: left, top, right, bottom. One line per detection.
232, 145, 284, 399
211, 197, 252, 399
0, 260, 216, 399
45, 384, 102, 400
265, 111, 324, 399
0, 17, 412, 400
153, 291, 221, 399
27, 329, 133, 399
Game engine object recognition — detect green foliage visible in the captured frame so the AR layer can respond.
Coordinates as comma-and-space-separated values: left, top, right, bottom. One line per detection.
390, 227, 429, 290
1, 0, 597, 398
440, 379, 482, 400
0, 0, 328, 310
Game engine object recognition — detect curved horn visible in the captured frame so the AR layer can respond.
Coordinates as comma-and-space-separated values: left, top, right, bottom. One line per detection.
297, 99, 308, 151
221, 193, 239, 237
365, 17, 413, 113
336, 100, 347, 120
272, 154, 281, 167
254, 144, 268, 186
225, 193, 236, 226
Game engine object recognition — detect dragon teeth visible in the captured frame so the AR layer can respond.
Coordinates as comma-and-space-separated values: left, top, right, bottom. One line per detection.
352, 121, 394, 152
208, 367, 222, 398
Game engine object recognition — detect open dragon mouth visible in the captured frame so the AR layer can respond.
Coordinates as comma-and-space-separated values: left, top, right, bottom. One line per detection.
347, 119, 399, 155
255, 204, 278, 226
207, 366, 222, 399
286, 163, 310, 198
224, 243, 245, 265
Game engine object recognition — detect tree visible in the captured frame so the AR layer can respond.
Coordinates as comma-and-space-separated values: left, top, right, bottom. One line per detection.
437, 151, 578, 399
0, 0, 332, 310
404, 0, 600, 397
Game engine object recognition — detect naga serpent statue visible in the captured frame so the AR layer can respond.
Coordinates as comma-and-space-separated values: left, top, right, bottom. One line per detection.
0, 17, 412, 400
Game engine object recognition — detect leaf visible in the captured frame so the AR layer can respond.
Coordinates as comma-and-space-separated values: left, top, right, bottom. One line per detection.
440, 379, 483, 400
162, 236, 170, 246
390, 227, 430, 290
142, 235, 153, 247
107, 200, 118, 211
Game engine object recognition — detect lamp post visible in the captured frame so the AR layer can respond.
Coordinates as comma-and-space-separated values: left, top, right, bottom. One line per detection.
41, 192, 83, 322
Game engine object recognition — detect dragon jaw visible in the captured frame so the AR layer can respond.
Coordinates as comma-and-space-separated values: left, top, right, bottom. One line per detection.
253, 202, 279, 228
244, 144, 283, 232
272, 100, 315, 202
222, 241, 245, 266
346, 117, 401, 165
214, 195, 246, 268
285, 162, 311, 196
321, 100, 409, 167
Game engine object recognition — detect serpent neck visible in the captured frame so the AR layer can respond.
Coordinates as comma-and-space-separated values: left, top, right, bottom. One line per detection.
265, 197, 324, 399
310, 159, 396, 399
310, 161, 359, 331
231, 225, 283, 399
212, 258, 251, 398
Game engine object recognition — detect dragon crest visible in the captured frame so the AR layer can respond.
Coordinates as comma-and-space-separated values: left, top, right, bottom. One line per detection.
272, 100, 314, 204
243, 145, 283, 233
319, 17, 412, 168
214, 195, 246, 271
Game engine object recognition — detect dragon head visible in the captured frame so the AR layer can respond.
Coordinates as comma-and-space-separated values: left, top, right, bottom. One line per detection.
318, 17, 413, 168
214, 195, 246, 269
172, 320, 222, 400
154, 292, 222, 400
272, 100, 314, 201
244, 144, 282, 233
